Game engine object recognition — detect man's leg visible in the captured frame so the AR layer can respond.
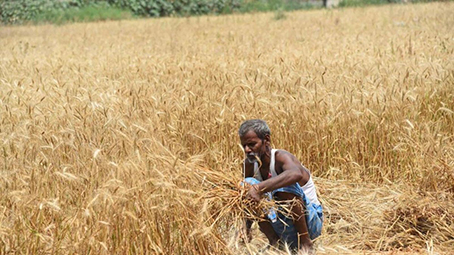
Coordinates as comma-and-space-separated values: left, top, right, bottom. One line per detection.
242, 177, 280, 246
258, 220, 280, 246
274, 192, 313, 251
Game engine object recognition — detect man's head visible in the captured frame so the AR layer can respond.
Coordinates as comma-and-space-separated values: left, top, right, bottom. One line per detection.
238, 119, 271, 139
238, 119, 271, 164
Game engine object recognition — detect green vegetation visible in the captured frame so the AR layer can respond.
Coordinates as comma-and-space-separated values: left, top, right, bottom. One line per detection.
0, 0, 446, 24
34, 4, 133, 24
0, 0, 133, 24
339, 0, 389, 7
339, 0, 438, 7
239, 0, 315, 13
273, 7, 287, 19
0, 0, 315, 24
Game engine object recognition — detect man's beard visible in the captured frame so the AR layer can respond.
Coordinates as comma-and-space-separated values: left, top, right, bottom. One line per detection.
246, 152, 262, 168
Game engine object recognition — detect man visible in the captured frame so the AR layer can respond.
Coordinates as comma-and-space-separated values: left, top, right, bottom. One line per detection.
239, 119, 323, 253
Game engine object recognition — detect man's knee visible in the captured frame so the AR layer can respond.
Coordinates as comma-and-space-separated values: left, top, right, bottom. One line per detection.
274, 192, 305, 219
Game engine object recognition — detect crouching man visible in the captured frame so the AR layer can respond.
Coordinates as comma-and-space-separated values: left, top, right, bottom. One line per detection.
239, 119, 323, 253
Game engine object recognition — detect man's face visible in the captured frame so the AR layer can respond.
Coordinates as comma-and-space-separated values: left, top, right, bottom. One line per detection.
240, 130, 265, 164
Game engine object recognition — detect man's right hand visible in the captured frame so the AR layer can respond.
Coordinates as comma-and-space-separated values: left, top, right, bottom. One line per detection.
246, 184, 262, 203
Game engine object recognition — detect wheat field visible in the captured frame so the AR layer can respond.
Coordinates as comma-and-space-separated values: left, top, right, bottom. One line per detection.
1, 2, 453, 254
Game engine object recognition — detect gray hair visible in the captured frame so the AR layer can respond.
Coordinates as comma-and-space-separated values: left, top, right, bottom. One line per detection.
238, 119, 271, 139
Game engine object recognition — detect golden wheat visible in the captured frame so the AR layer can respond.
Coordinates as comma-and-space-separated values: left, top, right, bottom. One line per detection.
0, 2, 453, 254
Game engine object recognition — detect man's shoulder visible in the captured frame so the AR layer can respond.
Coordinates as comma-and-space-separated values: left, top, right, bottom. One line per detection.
274, 149, 294, 160
274, 149, 302, 166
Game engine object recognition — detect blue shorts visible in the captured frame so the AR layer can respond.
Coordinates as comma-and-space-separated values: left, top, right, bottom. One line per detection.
244, 177, 323, 249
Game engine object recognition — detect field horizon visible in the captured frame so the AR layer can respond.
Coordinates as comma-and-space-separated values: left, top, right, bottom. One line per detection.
1, 2, 453, 254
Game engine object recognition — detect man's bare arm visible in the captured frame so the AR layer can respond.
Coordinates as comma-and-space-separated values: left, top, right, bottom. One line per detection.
255, 168, 302, 193
249, 152, 307, 198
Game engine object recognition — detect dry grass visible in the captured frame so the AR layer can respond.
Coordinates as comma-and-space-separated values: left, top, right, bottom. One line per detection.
1, 2, 453, 254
